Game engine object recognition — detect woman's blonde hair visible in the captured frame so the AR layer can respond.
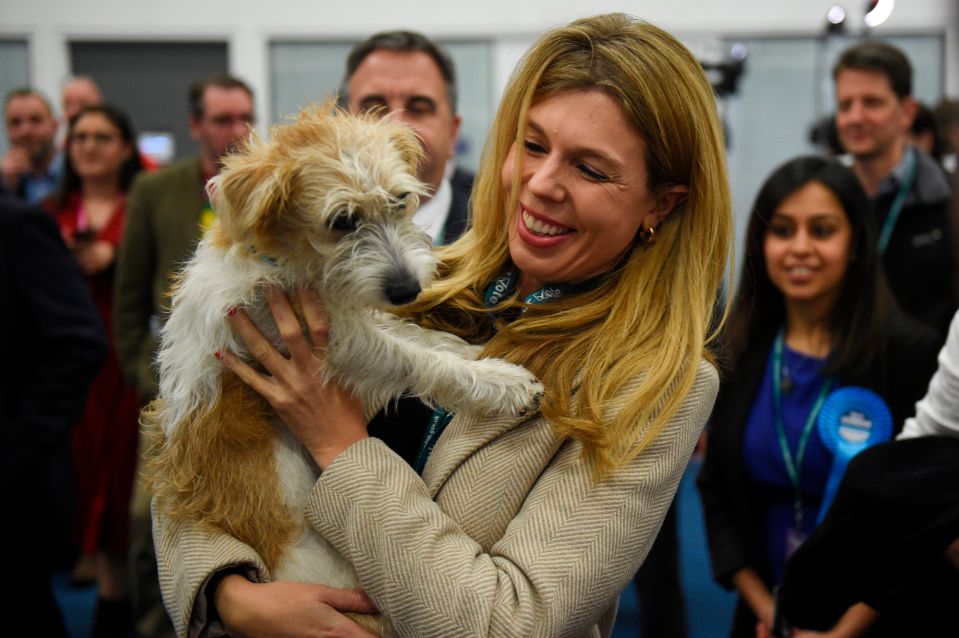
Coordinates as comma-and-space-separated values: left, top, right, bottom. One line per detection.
407, 13, 732, 474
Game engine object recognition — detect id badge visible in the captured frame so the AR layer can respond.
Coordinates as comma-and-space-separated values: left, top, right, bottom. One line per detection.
784, 526, 807, 562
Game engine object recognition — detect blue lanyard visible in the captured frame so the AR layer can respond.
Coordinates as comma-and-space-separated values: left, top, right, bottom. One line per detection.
771, 330, 834, 529
483, 270, 571, 312
413, 409, 455, 474
877, 151, 917, 255
413, 271, 575, 474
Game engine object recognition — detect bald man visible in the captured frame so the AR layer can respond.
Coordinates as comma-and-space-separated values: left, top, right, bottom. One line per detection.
62, 76, 103, 123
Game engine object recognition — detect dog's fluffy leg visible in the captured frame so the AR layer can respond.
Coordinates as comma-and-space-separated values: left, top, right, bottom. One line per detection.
371, 310, 482, 359
147, 372, 298, 573
329, 311, 543, 417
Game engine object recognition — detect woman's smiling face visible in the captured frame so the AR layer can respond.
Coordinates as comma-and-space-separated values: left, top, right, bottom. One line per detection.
501, 89, 683, 294
763, 180, 853, 313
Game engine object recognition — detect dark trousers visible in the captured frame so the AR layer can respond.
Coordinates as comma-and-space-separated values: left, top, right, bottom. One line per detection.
634, 501, 687, 638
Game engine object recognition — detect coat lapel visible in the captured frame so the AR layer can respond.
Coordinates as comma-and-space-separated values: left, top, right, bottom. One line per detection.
422, 409, 533, 497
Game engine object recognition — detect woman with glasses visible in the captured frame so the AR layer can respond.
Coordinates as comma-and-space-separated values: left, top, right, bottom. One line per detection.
48, 104, 146, 637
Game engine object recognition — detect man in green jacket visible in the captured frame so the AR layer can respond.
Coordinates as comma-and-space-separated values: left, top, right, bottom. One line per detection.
115, 75, 254, 400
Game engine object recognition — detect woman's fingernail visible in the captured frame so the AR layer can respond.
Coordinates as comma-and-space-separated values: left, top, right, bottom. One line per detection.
227, 307, 237, 317
214, 350, 223, 360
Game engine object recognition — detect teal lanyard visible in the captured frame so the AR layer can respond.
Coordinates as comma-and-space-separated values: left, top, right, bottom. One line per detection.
484, 270, 571, 311
877, 151, 917, 255
414, 409, 455, 474
772, 330, 834, 529
413, 271, 579, 474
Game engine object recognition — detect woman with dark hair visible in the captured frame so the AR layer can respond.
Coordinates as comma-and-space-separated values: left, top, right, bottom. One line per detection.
697, 156, 941, 638
48, 104, 146, 637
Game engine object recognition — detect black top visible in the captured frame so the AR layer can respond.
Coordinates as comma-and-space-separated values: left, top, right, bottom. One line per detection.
367, 396, 434, 467
0, 196, 107, 481
0, 196, 107, 566
440, 168, 474, 245
780, 436, 959, 635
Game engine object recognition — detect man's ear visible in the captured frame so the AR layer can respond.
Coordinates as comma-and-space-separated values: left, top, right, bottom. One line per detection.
188, 115, 202, 142
901, 96, 919, 131
447, 114, 462, 160
642, 184, 689, 230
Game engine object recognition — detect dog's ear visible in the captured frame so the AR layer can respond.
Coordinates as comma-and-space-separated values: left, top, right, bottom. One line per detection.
391, 124, 425, 176
212, 141, 292, 248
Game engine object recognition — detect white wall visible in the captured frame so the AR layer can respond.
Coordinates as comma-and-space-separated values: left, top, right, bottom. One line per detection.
2, 0, 957, 127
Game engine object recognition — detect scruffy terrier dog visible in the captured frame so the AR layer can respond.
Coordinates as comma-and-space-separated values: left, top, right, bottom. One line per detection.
146, 103, 542, 634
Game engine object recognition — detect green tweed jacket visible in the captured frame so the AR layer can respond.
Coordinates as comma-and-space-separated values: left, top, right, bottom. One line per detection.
114, 157, 208, 400
154, 360, 718, 637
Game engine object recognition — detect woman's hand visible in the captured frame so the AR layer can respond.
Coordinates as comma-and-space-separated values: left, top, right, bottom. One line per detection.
74, 239, 115, 275
732, 568, 775, 629
788, 602, 877, 638
215, 575, 379, 638
218, 287, 368, 469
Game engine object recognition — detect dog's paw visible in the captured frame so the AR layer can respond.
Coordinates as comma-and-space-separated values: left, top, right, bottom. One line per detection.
514, 377, 545, 418
465, 358, 544, 418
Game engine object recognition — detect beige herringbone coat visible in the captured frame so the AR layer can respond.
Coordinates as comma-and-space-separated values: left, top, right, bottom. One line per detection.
155, 360, 717, 638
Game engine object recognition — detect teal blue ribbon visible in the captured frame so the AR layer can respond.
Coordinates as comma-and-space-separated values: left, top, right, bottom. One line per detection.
814, 386, 893, 524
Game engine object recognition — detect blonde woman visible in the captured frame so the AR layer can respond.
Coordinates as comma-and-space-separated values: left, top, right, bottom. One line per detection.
155, 13, 732, 637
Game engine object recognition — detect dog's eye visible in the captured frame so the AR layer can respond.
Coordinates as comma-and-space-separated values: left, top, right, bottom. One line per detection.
394, 192, 412, 211
329, 209, 358, 232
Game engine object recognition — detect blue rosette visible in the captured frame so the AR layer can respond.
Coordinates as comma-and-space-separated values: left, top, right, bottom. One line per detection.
815, 387, 893, 524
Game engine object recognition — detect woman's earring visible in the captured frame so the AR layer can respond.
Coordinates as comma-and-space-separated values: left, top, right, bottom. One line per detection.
638, 225, 656, 244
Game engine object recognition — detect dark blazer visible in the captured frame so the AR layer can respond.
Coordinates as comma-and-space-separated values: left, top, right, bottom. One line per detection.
877, 148, 958, 336
439, 168, 473, 245
696, 311, 941, 636
0, 196, 106, 635
0, 196, 107, 484
780, 436, 959, 635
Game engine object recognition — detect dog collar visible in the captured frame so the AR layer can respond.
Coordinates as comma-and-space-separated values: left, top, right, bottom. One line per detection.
248, 244, 279, 267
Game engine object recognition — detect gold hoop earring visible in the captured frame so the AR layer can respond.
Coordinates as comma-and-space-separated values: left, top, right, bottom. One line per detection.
639, 225, 656, 244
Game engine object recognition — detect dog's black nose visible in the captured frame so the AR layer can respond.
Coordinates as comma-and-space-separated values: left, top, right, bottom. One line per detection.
385, 279, 422, 305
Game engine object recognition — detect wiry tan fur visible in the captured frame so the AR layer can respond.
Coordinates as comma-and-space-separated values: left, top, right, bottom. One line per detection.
146, 372, 296, 572
145, 101, 543, 634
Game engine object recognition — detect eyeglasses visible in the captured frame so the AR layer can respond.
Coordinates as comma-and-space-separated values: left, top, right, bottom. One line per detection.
206, 114, 254, 127
70, 132, 121, 146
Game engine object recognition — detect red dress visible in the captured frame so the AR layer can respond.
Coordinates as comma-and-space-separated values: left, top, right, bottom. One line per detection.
54, 194, 140, 556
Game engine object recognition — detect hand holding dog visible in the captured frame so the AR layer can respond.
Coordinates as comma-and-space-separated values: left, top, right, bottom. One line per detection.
219, 287, 368, 470
215, 575, 379, 638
